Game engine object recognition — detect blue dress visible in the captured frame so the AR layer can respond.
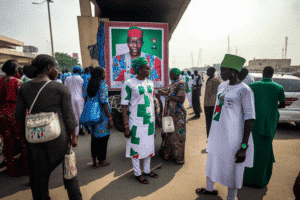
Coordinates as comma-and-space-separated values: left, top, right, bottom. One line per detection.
81, 73, 91, 98
88, 80, 111, 138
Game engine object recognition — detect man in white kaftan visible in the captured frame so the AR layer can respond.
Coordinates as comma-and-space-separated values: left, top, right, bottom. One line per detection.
206, 81, 255, 189
64, 66, 85, 136
121, 77, 155, 176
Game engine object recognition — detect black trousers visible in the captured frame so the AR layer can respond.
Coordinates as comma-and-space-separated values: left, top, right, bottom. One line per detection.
204, 106, 215, 139
28, 141, 82, 200
192, 87, 202, 117
91, 134, 110, 161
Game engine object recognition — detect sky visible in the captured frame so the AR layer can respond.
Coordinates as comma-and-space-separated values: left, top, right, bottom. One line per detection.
1, 0, 300, 71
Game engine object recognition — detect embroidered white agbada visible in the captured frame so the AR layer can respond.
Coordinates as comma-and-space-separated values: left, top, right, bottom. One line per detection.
121, 78, 155, 159
64, 74, 85, 135
206, 81, 255, 189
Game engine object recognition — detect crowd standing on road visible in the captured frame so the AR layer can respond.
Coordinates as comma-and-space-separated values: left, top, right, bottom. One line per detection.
1, 52, 300, 200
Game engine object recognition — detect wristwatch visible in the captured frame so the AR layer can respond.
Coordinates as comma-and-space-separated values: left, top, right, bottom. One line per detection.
241, 143, 248, 150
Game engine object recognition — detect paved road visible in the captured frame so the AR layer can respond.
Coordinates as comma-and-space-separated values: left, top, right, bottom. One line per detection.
0, 102, 300, 200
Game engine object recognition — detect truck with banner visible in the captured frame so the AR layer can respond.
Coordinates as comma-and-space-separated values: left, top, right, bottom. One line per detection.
94, 21, 169, 131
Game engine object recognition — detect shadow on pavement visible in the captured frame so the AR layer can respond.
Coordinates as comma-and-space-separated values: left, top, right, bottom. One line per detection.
90, 158, 183, 200
237, 185, 268, 200
0, 128, 183, 199
195, 194, 223, 200
274, 123, 300, 140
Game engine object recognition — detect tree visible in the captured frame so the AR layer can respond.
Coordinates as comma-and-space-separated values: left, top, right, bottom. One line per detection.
55, 52, 80, 72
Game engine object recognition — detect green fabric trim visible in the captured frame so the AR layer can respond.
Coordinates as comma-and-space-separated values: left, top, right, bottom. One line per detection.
125, 85, 131, 100
130, 148, 138, 156
138, 86, 145, 95
137, 104, 146, 118
144, 94, 150, 107
147, 85, 153, 94
130, 126, 140, 145
148, 122, 154, 135
128, 111, 131, 116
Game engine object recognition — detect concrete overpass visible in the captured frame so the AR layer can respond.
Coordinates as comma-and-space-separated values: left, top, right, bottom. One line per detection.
78, 0, 191, 67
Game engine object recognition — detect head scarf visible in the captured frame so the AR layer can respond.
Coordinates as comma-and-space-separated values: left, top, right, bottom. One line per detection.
72, 65, 81, 73
221, 54, 246, 72
171, 68, 181, 76
132, 57, 148, 75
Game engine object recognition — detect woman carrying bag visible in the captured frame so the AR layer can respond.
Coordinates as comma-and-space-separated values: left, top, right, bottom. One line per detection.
158, 68, 187, 164
15, 54, 82, 200
85, 66, 113, 169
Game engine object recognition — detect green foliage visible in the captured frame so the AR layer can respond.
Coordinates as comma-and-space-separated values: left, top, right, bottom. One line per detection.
55, 52, 80, 72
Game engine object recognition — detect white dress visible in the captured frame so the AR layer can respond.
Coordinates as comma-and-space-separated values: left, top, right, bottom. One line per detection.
206, 82, 255, 189
121, 78, 155, 159
64, 74, 85, 135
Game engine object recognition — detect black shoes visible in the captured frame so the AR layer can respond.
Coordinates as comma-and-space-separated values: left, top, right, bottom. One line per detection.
79, 128, 85, 136
188, 115, 200, 121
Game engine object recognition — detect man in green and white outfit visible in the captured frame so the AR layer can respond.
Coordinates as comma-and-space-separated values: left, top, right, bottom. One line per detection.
121, 57, 158, 184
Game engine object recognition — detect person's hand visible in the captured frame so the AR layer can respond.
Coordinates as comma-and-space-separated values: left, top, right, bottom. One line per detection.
235, 149, 246, 163
108, 118, 114, 129
124, 127, 131, 138
158, 89, 169, 96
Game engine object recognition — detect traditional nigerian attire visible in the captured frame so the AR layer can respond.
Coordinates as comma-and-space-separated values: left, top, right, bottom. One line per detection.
121, 78, 155, 176
112, 52, 161, 82
185, 75, 193, 106
81, 73, 91, 98
21, 74, 30, 83
0, 76, 28, 177
206, 82, 255, 189
243, 78, 285, 188
64, 73, 85, 135
159, 80, 187, 163
89, 80, 111, 161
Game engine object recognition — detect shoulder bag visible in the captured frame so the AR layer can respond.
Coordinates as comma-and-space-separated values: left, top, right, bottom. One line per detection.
79, 93, 101, 126
162, 83, 183, 133
25, 81, 61, 143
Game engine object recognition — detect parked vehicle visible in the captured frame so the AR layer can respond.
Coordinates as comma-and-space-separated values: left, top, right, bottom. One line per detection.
250, 73, 300, 126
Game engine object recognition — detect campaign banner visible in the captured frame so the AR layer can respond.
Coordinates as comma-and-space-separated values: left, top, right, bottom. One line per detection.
105, 22, 168, 90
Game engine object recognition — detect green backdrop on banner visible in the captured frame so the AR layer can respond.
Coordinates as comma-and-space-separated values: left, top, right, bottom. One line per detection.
111, 28, 163, 59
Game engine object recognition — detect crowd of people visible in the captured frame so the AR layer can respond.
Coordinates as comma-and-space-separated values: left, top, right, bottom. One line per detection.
0, 52, 299, 200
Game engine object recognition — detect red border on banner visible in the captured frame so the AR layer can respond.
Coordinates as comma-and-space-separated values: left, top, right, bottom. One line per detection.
104, 22, 168, 91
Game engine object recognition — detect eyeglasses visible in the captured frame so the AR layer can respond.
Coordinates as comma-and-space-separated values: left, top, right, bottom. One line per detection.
128, 41, 143, 45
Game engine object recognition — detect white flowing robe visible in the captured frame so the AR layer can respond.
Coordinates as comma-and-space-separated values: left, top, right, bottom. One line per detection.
64, 74, 85, 135
121, 78, 155, 159
206, 82, 255, 189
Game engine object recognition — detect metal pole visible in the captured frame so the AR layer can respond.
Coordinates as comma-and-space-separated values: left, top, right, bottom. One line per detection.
47, 0, 54, 57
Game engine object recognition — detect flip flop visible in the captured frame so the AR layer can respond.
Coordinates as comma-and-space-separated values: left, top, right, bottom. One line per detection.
195, 188, 218, 195
98, 161, 110, 167
92, 163, 98, 169
144, 172, 159, 178
136, 175, 149, 184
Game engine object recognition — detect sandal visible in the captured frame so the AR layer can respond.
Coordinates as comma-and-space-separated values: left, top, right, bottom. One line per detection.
144, 172, 159, 178
135, 175, 149, 184
92, 163, 98, 169
195, 188, 218, 195
98, 161, 110, 167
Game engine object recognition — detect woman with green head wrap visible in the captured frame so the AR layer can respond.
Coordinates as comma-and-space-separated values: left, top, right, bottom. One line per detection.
157, 68, 187, 164
121, 57, 159, 184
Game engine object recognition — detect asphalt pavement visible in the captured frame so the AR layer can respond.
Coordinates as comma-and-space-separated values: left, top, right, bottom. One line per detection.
0, 99, 300, 200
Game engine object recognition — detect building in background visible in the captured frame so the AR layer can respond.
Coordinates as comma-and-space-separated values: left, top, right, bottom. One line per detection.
248, 59, 291, 72
0, 35, 36, 66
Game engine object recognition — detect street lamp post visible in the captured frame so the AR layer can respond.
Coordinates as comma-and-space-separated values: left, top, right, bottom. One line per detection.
33, 0, 55, 57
